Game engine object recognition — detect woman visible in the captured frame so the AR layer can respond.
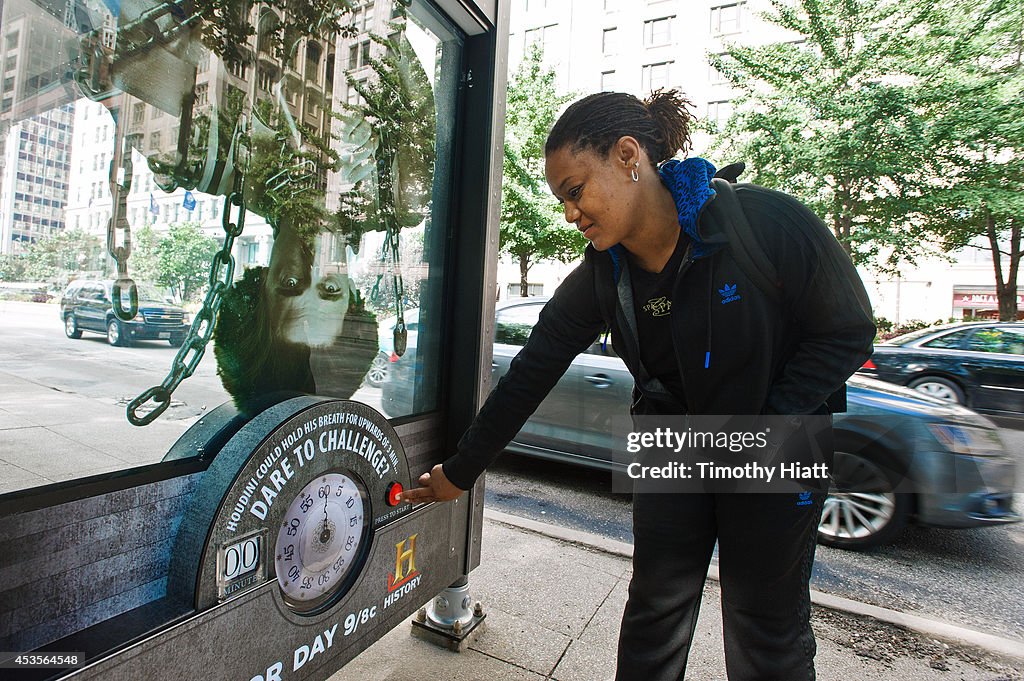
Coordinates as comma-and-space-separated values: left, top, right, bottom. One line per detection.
401, 90, 875, 680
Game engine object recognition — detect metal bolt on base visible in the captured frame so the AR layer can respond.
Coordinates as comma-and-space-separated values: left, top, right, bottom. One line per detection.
411, 576, 486, 652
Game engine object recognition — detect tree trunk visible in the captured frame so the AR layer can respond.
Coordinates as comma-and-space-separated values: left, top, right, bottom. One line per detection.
832, 185, 854, 258
519, 253, 530, 297
984, 207, 1020, 321
999, 218, 1021, 321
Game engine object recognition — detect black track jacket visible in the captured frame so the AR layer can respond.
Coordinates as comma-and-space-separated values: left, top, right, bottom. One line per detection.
442, 184, 876, 491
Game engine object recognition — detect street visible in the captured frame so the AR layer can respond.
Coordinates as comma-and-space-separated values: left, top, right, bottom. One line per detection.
2, 300, 1022, 646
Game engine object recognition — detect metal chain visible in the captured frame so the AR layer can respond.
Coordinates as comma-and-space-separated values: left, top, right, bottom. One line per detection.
127, 120, 249, 426
107, 119, 138, 321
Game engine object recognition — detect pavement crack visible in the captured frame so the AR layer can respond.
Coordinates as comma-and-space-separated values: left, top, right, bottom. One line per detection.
577, 577, 620, 639
544, 639, 573, 680
467, 646, 544, 677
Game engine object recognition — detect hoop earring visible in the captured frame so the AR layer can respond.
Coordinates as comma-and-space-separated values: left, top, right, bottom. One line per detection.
630, 162, 639, 183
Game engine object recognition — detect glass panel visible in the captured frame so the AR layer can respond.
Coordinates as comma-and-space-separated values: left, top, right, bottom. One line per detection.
922, 329, 970, 349
967, 327, 1024, 354
0, 0, 463, 494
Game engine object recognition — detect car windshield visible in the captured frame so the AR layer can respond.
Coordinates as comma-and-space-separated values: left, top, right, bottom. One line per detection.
137, 285, 174, 304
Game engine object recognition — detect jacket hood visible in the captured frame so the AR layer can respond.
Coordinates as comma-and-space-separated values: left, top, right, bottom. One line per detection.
658, 157, 719, 259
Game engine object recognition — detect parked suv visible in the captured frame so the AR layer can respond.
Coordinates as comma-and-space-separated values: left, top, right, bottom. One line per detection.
60, 279, 190, 347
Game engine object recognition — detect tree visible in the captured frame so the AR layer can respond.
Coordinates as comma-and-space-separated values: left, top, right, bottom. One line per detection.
501, 45, 586, 296
129, 224, 163, 285
0, 254, 28, 282
911, 0, 1024, 320
23, 229, 105, 284
154, 222, 219, 303
707, 0, 932, 269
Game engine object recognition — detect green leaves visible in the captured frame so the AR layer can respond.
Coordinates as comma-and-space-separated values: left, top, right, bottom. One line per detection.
500, 46, 585, 294
150, 222, 220, 303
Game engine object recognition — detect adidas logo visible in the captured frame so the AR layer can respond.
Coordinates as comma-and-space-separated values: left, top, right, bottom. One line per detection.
718, 283, 741, 304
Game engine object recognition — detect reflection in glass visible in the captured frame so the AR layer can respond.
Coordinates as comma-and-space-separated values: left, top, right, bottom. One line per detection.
0, 0, 461, 493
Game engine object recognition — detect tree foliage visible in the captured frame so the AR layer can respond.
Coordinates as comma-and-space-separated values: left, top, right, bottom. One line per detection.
22, 229, 105, 284
153, 222, 220, 303
910, 0, 1024, 320
501, 45, 586, 296
709, 0, 1024, 319
707, 0, 931, 269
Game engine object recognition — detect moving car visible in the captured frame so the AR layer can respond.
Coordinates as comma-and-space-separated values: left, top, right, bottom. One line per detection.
383, 298, 1020, 549
858, 322, 1024, 415
365, 308, 420, 388
60, 279, 191, 347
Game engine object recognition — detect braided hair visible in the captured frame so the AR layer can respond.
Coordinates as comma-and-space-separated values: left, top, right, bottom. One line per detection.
544, 89, 695, 165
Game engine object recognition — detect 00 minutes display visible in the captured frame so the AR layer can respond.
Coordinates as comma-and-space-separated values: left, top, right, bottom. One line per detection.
274, 472, 368, 612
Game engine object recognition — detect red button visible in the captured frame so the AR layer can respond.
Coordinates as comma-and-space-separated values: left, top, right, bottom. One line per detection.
386, 482, 403, 506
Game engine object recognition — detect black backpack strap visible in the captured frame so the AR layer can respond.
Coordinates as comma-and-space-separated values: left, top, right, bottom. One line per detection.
708, 177, 782, 305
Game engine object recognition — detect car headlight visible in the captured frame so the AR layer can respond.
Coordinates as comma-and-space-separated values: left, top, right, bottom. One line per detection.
183, 312, 192, 324
927, 424, 1005, 456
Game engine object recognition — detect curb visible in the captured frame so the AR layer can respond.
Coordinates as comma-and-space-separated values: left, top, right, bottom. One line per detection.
482, 508, 1024, 662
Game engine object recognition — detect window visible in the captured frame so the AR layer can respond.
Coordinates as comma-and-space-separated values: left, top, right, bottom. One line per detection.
149, 131, 161, 151
195, 82, 209, 106
922, 329, 971, 350
709, 53, 728, 84
197, 49, 210, 72
6, 31, 19, 51
258, 67, 274, 91
151, 106, 163, 119
600, 70, 616, 91
602, 28, 617, 55
641, 61, 672, 92
228, 60, 248, 79
495, 304, 543, 346
525, 24, 557, 54
707, 99, 733, 128
643, 17, 673, 47
306, 42, 322, 82
346, 81, 364, 106
966, 327, 1024, 355
711, 3, 745, 35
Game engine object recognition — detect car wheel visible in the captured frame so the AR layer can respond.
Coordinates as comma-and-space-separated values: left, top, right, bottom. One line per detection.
365, 353, 389, 387
907, 376, 965, 404
169, 335, 185, 348
64, 315, 82, 339
107, 319, 127, 346
818, 449, 910, 549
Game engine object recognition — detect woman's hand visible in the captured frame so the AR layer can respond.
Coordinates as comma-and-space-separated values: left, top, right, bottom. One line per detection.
399, 464, 464, 504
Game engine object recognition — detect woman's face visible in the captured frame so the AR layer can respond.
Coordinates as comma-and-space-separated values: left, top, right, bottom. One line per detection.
545, 143, 640, 251
266, 227, 351, 347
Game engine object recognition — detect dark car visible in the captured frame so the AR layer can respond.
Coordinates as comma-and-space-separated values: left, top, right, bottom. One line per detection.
858, 322, 1024, 415
383, 298, 1019, 549
60, 279, 191, 347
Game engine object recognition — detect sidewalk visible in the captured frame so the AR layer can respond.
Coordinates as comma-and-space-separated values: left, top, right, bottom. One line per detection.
332, 513, 1024, 681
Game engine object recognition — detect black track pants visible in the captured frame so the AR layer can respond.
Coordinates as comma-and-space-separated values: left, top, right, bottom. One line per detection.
615, 491, 825, 681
